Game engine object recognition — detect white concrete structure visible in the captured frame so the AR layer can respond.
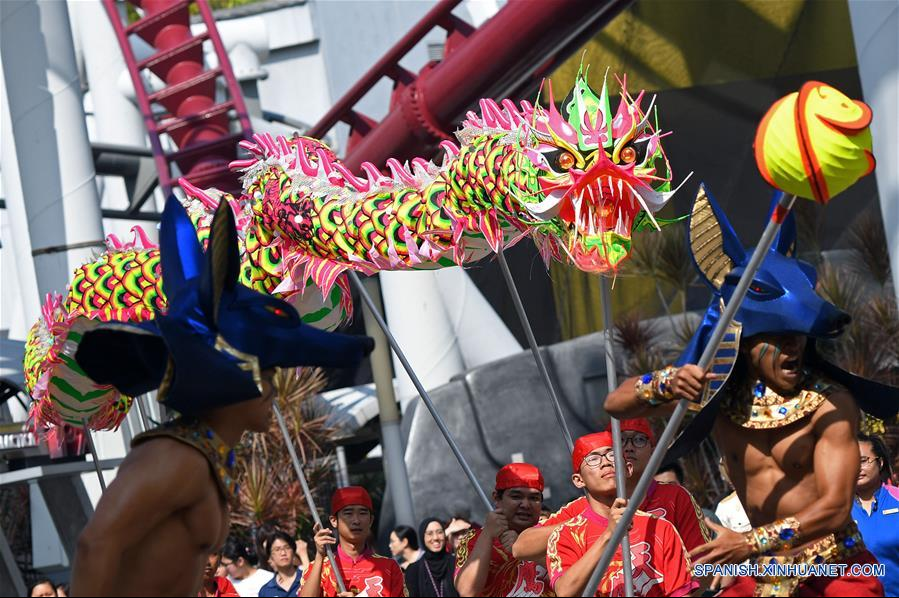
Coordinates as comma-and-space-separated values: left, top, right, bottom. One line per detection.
0, 0, 106, 299
849, 1, 899, 308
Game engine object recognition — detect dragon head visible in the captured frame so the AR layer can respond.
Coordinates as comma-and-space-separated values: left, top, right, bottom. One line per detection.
510, 69, 685, 272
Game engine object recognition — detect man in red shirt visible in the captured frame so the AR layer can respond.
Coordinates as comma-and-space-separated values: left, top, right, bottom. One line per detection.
301, 486, 406, 597
546, 432, 697, 597
513, 419, 709, 562
199, 552, 240, 597
454, 463, 553, 596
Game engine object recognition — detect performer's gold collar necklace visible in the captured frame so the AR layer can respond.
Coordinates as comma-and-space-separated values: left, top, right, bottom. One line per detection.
723, 370, 838, 429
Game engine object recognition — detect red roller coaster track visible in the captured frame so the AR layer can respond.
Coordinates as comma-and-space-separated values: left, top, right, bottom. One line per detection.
107, 0, 633, 195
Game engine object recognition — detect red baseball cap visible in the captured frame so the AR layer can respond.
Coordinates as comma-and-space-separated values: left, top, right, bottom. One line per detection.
495, 463, 544, 492
605, 418, 655, 444
331, 486, 373, 515
572, 431, 614, 474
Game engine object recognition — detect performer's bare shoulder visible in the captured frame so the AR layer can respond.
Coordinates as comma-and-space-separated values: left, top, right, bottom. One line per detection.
72, 436, 229, 596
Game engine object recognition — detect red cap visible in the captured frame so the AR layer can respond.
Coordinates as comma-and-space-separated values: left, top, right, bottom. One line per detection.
495, 463, 544, 492
605, 418, 655, 444
331, 486, 373, 515
572, 432, 614, 473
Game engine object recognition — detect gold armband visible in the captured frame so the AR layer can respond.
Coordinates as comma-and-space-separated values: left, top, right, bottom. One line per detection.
744, 517, 801, 556
634, 366, 678, 407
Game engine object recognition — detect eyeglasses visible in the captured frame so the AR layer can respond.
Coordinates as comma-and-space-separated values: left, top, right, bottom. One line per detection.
621, 434, 649, 449
583, 451, 616, 468
271, 545, 293, 555
860, 456, 880, 467
220, 560, 234, 567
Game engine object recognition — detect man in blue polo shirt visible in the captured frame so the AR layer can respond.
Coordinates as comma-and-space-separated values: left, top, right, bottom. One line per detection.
259, 531, 303, 597
853, 433, 898, 597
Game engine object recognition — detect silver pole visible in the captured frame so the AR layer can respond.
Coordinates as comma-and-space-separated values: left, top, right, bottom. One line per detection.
82, 419, 106, 492
348, 271, 494, 511
496, 250, 574, 452
600, 277, 634, 597
272, 403, 347, 594
134, 394, 151, 433
583, 192, 797, 596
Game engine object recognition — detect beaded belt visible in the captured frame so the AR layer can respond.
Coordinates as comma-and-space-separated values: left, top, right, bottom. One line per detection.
750, 521, 866, 597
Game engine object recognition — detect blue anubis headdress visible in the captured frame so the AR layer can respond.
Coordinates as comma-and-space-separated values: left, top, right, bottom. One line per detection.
75, 196, 374, 414
666, 184, 899, 459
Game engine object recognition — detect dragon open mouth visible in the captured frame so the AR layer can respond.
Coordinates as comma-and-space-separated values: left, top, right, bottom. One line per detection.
525, 174, 650, 273
567, 176, 642, 272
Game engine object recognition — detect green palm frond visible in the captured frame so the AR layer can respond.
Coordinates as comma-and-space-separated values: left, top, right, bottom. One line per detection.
232, 367, 335, 537
816, 261, 864, 315
623, 224, 695, 292
848, 206, 892, 287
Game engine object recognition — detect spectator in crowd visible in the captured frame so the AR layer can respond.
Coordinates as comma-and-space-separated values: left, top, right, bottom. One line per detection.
199, 552, 240, 597
455, 463, 551, 596
546, 432, 697, 596
389, 525, 422, 570
853, 433, 899, 597
222, 537, 274, 597
655, 461, 685, 485
27, 579, 57, 598
259, 531, 302, 597
405, 517, 458, 597
302, 486, 406, 597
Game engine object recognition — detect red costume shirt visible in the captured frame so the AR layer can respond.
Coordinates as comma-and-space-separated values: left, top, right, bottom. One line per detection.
539, 481, 710, 550
301, 545, 407, 597
454, 528, 554, 596
546, 507, 697, 597
199, 577, 239, 597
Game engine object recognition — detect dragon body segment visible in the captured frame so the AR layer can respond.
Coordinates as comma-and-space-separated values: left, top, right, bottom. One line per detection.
25, 71, 685, 430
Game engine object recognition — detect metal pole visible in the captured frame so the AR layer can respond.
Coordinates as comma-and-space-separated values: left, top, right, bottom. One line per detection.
496, 250, 574, 452
272, 403, 347, 594
600, 277, 634, 597
134, 395, 151, 433
583, 192, 797, 596
82, 419, 106, 492
358, 275, 416, 527
335, 445, 351, 488
349, 271, 494, 511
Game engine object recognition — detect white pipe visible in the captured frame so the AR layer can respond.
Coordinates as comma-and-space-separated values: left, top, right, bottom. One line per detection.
433, 267, 522, 368
1, 0, 106, 297
849, 1, 899, 308
70, 0, 156, 241
380, 270, 467, 408
0, 60, 41, 340
381, 268, 522, 408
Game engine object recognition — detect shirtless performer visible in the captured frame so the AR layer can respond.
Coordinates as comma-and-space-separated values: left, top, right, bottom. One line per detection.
604, 187, 898, 596
70, 197, 372, 596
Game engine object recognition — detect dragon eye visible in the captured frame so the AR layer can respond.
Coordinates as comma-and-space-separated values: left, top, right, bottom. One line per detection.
541, 149, 577, 172
620, 146, 637, 164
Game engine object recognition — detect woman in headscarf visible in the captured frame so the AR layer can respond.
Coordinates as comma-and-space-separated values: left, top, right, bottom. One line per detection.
404, 517, 459, 597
